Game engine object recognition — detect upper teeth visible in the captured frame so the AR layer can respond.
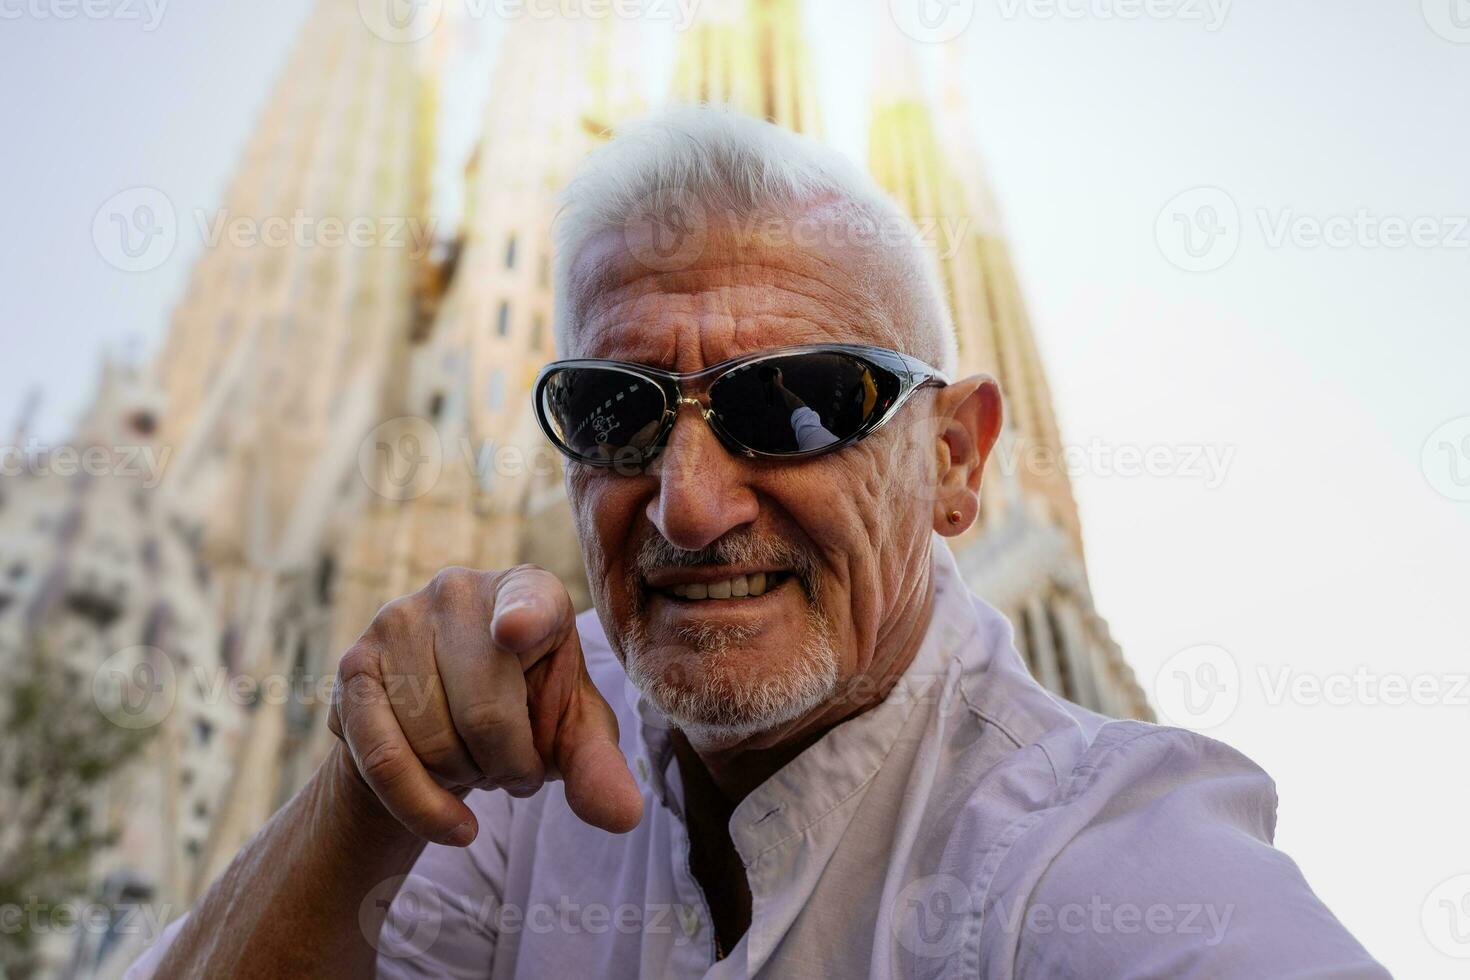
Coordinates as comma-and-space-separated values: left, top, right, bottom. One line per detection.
669, 573, 769, 600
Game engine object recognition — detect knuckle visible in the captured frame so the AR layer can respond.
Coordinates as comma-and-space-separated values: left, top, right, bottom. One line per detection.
428, 565, 486, 609
335, 646, 385, 717
337, 640, 382, 684
414, 729, 469, 775
335, 670, 386, 716
368, 595, 418, 643
456, 697, 522, 738
357, 738, 411, 789
489, 763, 538, 788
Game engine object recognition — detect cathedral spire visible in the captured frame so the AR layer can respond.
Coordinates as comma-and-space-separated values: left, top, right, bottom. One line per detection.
671, 0, 823, 135
866, 14, 1083, 556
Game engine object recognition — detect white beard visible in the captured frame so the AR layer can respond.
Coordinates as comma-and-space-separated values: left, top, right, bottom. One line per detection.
620, 612, 839, 745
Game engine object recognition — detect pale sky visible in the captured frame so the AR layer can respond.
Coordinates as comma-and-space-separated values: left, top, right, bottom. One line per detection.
3, 1, 1469, 975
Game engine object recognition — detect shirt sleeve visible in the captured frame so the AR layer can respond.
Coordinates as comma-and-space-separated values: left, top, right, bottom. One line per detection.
987, 725, 1388, 979
788, 406, 839, 452
375, 789, 513, 979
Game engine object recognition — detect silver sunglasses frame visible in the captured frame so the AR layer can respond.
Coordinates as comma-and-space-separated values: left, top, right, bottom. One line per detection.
532, 343, 950, 467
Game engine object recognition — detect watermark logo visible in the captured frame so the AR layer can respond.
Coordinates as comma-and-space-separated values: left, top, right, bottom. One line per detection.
194, 209, 436, 259
359, 417, 443, 501
0, 0, 169, 30
1156, 186, 1240, 272
992, 437, 1236, 489
721, 209, 971, 262
623, 189, 708, 273
889, 0, 976, 43
986, 894, 1234, 945
95, 661, 438, 727
1160, 193, 1470, 272
1, 441, 171, 487
359, 0, 702, 43
0, 899, 172, 941
1257, 666, 1469, 709
1421, 416, 1470, 502
419, 895, 703, 941
1153, 643, 1239, 729
93, 186, 177, 273
884, 414, 1239, 507
1257, 208, 1469, 252
890, 873, 974, 958
362, 874, 444, 959
93, 645, 177, 730
358, 0, 443, 42
993, 0, 1231, 31
1422, 874, 1470, 958
1422, 0, 1470, 43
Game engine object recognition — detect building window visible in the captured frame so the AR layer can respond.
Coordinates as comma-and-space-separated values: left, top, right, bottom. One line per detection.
504, 233, 517, 269
1045, 600, 1077, 702
1017, 606, 1036, 673
316, 554, 336, 604
531, 314, 544, 350
496, 301, 511, 337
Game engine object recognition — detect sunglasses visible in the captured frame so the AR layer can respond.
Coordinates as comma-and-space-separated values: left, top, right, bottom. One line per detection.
533, 343, 949, 468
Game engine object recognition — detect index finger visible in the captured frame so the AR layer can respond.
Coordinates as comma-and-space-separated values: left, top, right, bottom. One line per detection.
490, 566, 578, 670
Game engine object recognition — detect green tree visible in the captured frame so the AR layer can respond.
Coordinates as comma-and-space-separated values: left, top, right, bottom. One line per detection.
0, 639, 154, 980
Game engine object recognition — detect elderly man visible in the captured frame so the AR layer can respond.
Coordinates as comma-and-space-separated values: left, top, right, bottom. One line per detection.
130, 108, 1384, 978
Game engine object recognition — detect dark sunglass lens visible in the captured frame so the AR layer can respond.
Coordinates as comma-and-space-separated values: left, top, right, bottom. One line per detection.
710, 352, 898, 455
541, 368, 666, 461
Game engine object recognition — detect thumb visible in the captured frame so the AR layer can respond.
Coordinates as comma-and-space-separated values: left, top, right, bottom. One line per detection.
554, 668, 644, 834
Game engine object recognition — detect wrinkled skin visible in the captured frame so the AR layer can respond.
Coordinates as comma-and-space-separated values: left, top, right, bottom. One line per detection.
320, 202, 1002, 848
565, 202, 1003, 791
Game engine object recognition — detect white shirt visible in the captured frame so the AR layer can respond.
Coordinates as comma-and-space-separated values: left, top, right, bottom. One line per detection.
788, 406, 838, 452
128, 540, 1385, 978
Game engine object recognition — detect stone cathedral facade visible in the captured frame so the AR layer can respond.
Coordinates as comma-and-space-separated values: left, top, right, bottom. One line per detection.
0, 1, 1148, 975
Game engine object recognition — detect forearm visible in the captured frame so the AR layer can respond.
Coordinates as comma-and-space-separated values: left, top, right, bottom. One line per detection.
155, 742, 428, 979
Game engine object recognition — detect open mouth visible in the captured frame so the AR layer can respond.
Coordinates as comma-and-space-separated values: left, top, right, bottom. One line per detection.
646, 571, 792, 602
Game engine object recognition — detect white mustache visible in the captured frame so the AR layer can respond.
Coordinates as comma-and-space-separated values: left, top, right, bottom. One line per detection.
634, 532, 822, 599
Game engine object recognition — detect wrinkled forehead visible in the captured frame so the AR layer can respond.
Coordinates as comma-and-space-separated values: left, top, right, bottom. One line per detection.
563, 203, 909, 371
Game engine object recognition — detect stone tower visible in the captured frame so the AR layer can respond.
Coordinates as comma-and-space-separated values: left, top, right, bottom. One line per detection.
0, 4, 1155, 971
866, 28, 1145, 716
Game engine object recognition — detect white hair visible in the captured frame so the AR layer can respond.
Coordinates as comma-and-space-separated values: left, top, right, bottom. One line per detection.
552, 104, 959, 375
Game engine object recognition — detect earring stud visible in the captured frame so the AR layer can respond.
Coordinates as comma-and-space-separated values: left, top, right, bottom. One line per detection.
947, 510, 962, 525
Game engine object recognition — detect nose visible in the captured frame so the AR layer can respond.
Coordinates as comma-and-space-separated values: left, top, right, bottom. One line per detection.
645, 402, 759, 551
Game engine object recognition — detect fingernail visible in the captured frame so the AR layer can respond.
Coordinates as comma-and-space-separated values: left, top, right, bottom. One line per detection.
496, 596, 528, 616
496, 588, 539, 615
442, 819, 475, 847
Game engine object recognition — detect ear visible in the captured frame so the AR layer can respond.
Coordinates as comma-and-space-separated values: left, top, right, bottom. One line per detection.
929, 375, 1003, 536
